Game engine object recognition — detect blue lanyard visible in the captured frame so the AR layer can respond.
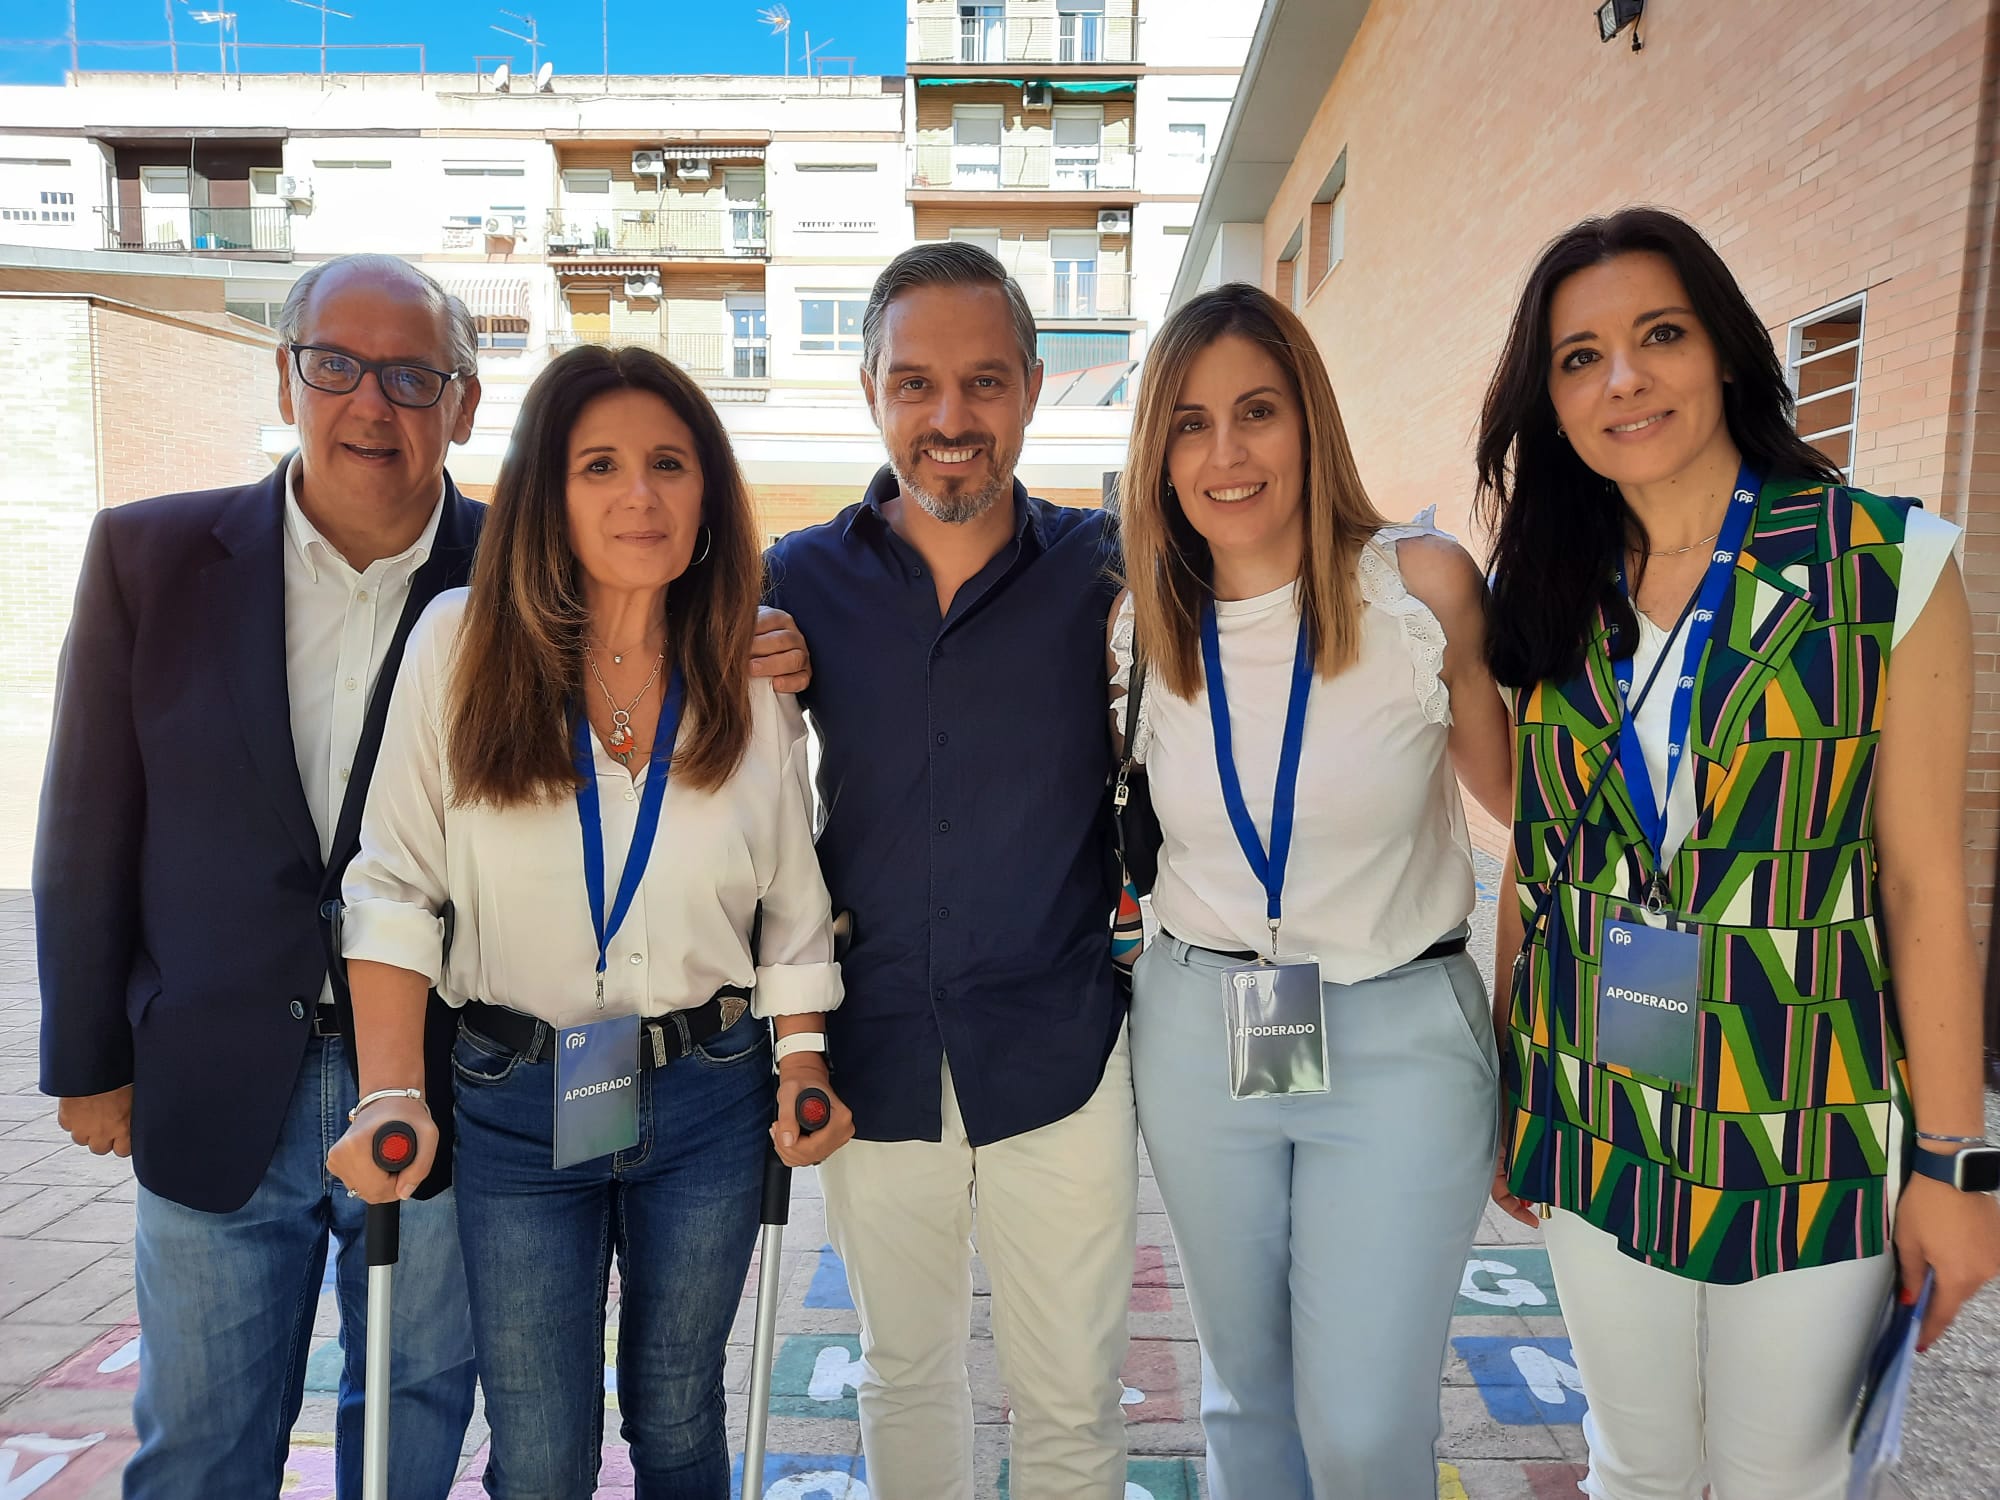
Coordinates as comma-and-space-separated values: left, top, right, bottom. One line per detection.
1611, 465, 1760, 862
1200, 602, 1313, 955
572, 665, 685, 1006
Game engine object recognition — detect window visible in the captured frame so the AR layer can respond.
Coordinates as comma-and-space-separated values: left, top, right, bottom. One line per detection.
1050, 230, 1100, 317
39, 190, 73, 205
1306, 150, 1347, 295
1166, 123, 1207, 162
796, 162, 878, 173
1787, 294, 1866, 480
225, 299, 282, 327
800, 296, 865, 353
478, 325, 529, 350
959, 3, 1003, 62
561, 168, 612, 193
729, 297, 769, 378
444, 160, 526, 177
1038, 329, 1128, 374
953, 105, 1004, 190
1058, 0, 1105, 61
1052, 106, 1104, 190
1277, 220, 1304, 311
312, 160, 392, 170
2, 206, 74, 223
948, 227, 1002, 261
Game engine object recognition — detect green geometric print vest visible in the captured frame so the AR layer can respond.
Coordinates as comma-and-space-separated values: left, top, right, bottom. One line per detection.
1503, 480, 1917, 1284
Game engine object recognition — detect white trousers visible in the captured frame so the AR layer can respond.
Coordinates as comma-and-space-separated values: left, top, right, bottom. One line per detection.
1543, 1208, 1895, 1500
819, 1030, 1138, 1500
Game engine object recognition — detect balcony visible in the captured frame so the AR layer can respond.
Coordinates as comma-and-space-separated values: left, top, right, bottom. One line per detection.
1012, 267, 1132, 320
545, 208, 770, 260
911, 9, 1136, 65
909, 143, 1135, 192
548, 329, 772, 388
104, 205, 292, 256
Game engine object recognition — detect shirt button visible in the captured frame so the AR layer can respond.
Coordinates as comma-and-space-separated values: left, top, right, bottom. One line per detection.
936, 732, 948, 746
937, 819, 950, 833
625, 789, 637, 802
912, 566, 925, 578
937, 906, 950, 920
289, 999, 306, 1020
345, 678, 358, 692
629, 953, 643, 966
355, 589, 370, 603
339, 767, 351, 782
934, 987, 946, 1001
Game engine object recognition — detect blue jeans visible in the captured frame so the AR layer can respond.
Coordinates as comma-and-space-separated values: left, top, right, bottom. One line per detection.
1131, 935, 1499, 1500
128, 1035, 477, 1500
451, 1011, 773, 1500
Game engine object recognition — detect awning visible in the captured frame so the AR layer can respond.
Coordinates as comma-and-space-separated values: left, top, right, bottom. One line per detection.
662, 145, 767, 162
445, 278, 530, 332
551, 263, 660, 278
915, 78, 1133, 93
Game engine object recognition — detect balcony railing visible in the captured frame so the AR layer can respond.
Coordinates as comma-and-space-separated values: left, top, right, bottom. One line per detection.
104, 205, 292, 254
545, 208, 769, 258
909, 143, 1136, 191
1012, 267, 1131, 320
911, 10, 1137, 64
548, 329, 771, 382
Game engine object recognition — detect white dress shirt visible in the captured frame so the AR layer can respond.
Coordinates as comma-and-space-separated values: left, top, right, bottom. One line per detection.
341, 590, 843, 1029
283, 455, 445, 1005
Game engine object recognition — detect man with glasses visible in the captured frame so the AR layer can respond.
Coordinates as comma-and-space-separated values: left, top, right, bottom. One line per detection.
36, 254, 485, 1500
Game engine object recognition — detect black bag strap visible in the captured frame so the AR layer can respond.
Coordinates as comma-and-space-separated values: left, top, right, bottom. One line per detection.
1112, 643, 1146, 851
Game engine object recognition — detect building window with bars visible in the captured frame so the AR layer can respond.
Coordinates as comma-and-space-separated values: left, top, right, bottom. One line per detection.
1786, 294, 1865, 481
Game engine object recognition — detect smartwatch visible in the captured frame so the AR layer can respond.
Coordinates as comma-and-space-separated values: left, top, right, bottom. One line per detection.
1910, 1143, 2000, 1194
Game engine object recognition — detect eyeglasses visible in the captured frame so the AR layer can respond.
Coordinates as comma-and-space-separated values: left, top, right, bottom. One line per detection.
288, 343, 464, 410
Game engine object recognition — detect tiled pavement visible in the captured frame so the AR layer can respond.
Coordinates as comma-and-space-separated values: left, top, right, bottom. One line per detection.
0, 693, 1995, 1497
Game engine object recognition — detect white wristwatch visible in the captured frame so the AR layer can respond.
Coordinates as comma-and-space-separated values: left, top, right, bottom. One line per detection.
773, 1030, 829, 1066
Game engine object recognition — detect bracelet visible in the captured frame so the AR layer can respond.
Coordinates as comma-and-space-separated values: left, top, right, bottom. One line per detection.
349, 1087, 426, 1122
1916, 1131, 1989, 1147
773, 1031, 829, 1065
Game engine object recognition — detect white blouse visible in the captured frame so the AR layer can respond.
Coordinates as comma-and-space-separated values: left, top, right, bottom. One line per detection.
1112, 517, 1477, 983
342, 590, 843, 1030
1629, 506, 1961, 862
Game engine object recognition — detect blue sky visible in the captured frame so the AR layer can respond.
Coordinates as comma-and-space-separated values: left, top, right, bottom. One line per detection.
0, 0, 904, 85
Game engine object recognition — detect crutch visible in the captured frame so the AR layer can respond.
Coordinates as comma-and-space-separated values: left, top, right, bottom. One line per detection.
363, 1118, 420, 1500
742, 1085, 832, 1499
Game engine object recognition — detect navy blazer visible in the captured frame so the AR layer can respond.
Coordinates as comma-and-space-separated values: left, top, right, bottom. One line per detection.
34, 462, 484, 1214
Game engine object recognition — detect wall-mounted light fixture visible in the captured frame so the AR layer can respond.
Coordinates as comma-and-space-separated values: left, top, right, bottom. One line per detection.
1597, 0, 1644, 51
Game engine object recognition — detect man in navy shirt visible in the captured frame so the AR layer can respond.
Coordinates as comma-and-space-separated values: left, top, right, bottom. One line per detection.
765, 242, 1134, 1500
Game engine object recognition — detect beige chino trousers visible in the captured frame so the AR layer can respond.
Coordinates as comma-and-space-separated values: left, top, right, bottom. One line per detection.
819, 1029, 1138, 1500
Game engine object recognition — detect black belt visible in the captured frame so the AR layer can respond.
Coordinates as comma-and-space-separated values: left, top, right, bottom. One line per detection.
312, 1005, 345, 1038
1174, 933, 1469, 965
462, 988, 754, 1069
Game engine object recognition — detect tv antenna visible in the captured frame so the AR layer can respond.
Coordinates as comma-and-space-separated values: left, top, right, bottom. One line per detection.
285, 0, 353, 75
491, 10, 541, 75
757, 4, 792, 75
802, 30, 836, 76
187, 7, 239, 74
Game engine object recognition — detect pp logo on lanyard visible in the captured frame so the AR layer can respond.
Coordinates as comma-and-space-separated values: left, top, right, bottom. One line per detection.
555, 667, 685, 1171
1200, 603, 1328, 1099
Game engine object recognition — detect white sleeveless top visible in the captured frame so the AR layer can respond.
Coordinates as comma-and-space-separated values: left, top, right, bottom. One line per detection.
1111, 515, 1476, 983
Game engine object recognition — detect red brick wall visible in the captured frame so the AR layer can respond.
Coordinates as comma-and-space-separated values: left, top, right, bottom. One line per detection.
91, 302, 278, 506
1257, 0, 2000, 923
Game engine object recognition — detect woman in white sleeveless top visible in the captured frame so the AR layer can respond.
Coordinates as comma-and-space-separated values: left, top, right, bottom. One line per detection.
1111, 283, 1513, 1499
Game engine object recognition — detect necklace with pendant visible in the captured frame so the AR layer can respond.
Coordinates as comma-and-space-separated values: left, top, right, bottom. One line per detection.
584, 646, 664, 765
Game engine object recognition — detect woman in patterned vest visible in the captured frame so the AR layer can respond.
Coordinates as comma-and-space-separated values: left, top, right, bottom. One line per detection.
1477, 206, 2000, 1497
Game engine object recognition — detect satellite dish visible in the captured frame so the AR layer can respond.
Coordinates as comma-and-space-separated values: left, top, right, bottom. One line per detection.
492, 62, 511, 92
535, 61, 554, 91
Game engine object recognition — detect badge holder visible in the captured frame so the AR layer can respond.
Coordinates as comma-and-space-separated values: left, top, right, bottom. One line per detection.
1221, 950, 1328, 1099
1593, 881, 1703, 1088
554, 1010, 641, 1169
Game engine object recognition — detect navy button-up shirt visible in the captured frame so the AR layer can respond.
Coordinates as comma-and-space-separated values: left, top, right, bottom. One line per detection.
765, 467, 1124, 1146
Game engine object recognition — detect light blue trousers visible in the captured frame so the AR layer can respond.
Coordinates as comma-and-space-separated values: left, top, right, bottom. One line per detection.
1131, 934, 1499, 1500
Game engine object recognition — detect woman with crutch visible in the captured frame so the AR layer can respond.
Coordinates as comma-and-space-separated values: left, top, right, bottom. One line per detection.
328, 342, 853, 1498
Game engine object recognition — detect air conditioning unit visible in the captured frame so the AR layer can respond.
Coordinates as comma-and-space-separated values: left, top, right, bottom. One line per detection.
1096, 209, 1132, 234
483, 215, 516, 237
624, 274, 662, 300
276, 175, 313, 205
677, 157, 712, 180
632, 150, 667, 176
1023, 83, 1054, 108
